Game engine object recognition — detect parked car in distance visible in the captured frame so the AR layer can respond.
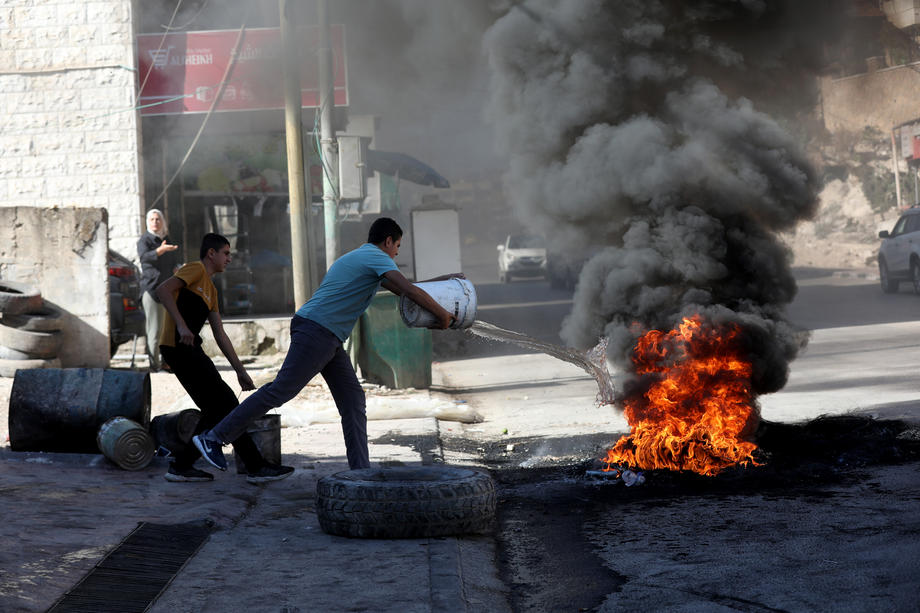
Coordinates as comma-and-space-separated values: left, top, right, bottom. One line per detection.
877, 207, 920, 294
497, 234, 547, 283
108, 250, 145, 356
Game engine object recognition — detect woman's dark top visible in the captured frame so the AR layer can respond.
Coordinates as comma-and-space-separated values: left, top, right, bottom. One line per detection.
137, 231, 179, 299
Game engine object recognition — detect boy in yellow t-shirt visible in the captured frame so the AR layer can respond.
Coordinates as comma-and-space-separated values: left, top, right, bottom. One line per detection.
155, 233, 293, 484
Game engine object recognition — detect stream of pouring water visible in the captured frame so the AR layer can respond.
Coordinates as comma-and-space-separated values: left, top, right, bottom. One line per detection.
468, 320, 616, 405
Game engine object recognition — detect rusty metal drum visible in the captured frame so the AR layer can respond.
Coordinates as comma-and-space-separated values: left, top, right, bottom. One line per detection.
234, 413, 281, 473
149, 409, 201, 458
8, 368, 151, 453
96, 416, 155, 471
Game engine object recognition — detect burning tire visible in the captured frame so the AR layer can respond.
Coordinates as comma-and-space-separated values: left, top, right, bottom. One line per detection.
315, 466, 496, 539
0, 281, 42, 316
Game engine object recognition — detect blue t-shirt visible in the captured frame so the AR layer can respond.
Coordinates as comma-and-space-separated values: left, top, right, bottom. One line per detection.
296, 243, 398, 341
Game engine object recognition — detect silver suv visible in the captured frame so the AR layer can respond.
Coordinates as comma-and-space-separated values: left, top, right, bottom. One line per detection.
878, 207, 920, 293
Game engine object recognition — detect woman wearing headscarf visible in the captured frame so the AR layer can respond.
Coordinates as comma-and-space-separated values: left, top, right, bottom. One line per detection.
137, 209, 179, 371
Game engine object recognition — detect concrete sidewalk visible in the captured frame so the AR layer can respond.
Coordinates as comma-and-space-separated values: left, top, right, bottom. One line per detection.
0, 359, 513, 613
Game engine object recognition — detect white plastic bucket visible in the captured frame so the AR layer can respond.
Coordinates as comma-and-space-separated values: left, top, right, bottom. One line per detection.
399, 278, 477, 330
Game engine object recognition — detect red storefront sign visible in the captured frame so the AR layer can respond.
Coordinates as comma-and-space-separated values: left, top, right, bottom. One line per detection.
136, 26, 347, 116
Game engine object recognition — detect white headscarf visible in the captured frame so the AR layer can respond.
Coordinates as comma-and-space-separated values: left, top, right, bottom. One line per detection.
146, 208, 168, 239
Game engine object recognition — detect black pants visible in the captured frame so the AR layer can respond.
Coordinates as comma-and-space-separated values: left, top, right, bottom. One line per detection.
160, 344, 265, 471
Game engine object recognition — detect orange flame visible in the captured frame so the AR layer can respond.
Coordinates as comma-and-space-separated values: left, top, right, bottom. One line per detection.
603, 315, 760, 476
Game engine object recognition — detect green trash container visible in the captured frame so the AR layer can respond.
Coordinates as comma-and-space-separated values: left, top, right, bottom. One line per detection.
357, 292, 432, 389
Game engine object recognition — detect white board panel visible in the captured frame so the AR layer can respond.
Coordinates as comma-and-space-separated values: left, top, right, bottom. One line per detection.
411, 209, 462, 281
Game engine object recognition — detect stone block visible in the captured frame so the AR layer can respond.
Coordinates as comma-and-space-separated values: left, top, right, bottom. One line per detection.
10, 177, 45, 198
51, 46, 88, 68
32, 133, 83, 155
101, 22, 133, 46
0, 158, 22, 179
0, 50, 16, 73
14, 47, 53, 71
91, 172, 134, 195
46, 176, 89, 198
0, 135, 33, 157
70, 153, 105, 174
12, 4, 58, 29
0, 74, 27, 94
22, 154, 68, 177
57, 3, 87, 26
2, 26, 36, 50
13, 89, 50, 112
86, 44, 131, 66
34, 26, 70, 48
68, 24, 101, 46
85, 129, 131, 152
53, 88, 82, 111
87, 1, 129, 25
8, 111, 59, 134
107, 151, 138, 174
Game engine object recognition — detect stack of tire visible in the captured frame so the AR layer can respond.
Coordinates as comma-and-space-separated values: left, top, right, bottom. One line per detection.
0, 280, 63, 378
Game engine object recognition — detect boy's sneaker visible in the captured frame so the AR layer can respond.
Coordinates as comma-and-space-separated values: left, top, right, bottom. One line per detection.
245, 463, 295, 484
165, 465, 214, 482
192, 432, 228, 471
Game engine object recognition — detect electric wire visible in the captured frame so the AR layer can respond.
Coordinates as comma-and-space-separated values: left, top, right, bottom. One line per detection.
160, 0, 211, 31
135, 0, 184, 107
148, 8, 252, 209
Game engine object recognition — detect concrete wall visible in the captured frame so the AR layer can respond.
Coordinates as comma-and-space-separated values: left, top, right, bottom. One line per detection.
0, 207, 109, 367
199, 317, 293, 358
0, 0, 144, 260
821, 63, 920, 134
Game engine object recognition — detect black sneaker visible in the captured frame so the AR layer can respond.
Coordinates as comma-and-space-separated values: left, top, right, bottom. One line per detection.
245, 463, 295, 484
193, 432, 228, 471
165, 465, 214, 482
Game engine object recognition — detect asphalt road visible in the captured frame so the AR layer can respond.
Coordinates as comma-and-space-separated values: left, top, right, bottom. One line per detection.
440, 266, 920, 613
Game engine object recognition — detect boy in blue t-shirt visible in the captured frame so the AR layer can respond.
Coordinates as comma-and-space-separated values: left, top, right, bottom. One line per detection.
194, 217, 459, 472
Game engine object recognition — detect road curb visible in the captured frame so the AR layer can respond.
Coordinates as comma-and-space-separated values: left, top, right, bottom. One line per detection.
831, 269, 878, 280
0, 447, 169, 469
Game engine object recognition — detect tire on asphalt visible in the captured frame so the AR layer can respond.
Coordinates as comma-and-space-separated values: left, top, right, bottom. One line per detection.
0, 323, 62, 358
0, 356, 60, 378
315, 465, 496, 539
0, 281, 42, 316
1, 303, 64, 332
879, 259, 898, 294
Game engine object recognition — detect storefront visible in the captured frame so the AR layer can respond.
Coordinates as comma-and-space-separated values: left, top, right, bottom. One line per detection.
136, 23, 350, 315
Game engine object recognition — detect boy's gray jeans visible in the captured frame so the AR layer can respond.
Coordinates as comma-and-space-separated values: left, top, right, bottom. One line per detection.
210, 315, 369, 470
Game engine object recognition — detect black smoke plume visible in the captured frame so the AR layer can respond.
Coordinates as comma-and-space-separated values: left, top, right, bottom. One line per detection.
484, 0, 828, 396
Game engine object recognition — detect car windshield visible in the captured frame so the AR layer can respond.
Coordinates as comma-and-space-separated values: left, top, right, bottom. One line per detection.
508, 235, 544, 249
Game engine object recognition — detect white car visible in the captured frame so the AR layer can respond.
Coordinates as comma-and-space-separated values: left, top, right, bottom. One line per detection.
497, 234, 546, 283
878, 207, 920, 293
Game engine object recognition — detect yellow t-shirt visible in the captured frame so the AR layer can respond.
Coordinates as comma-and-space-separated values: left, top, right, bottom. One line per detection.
159, 261, 219, 348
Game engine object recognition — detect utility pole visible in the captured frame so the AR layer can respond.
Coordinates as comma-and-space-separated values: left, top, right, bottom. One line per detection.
892, 128, 903, 210
318, 0, 338, 269
280, 0, 316, 305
